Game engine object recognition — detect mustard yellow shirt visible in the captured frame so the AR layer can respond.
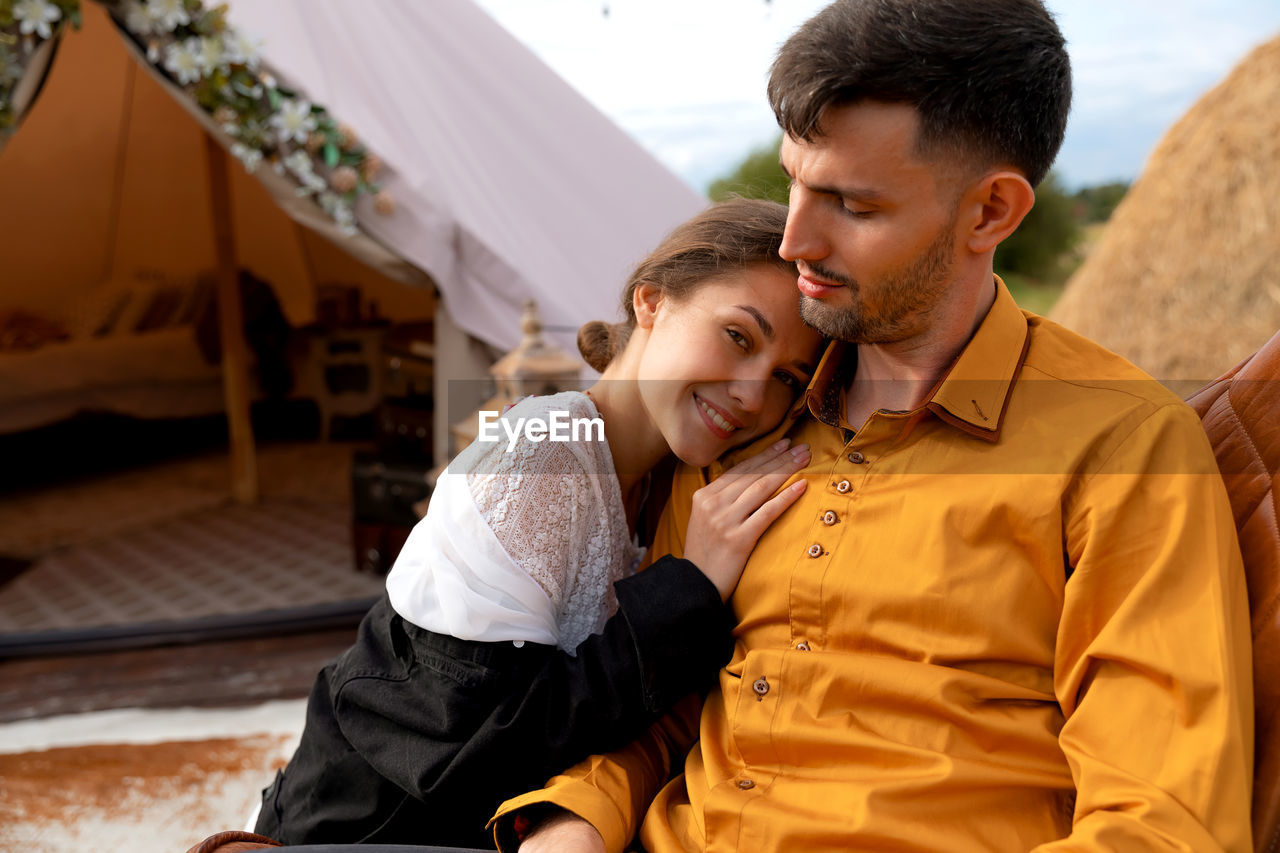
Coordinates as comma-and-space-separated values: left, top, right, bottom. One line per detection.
495, 281, 1253, 852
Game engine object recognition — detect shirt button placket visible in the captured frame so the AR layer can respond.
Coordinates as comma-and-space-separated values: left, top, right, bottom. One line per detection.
752, 676, 770, 701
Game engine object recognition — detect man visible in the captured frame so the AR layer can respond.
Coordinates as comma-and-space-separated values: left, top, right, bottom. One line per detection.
495, 0, 1254, 849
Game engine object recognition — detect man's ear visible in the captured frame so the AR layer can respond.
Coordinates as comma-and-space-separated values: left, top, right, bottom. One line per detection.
961, 171, 1036, 255
633, 282, 663, 330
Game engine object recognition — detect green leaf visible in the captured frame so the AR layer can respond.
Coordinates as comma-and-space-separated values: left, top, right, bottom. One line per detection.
323, 143, 339, 168
267, 87, 281, 110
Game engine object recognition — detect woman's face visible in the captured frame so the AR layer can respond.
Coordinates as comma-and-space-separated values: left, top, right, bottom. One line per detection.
634, 264, 824, 467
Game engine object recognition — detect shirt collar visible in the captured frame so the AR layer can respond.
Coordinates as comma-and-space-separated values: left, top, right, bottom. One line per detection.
796, 276, 1031, 443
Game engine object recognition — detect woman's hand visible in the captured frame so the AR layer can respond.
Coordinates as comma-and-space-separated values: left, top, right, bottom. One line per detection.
684, 438, 810, 601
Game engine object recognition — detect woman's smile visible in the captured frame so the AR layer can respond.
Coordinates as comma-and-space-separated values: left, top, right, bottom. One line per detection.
694, 392, 744, 440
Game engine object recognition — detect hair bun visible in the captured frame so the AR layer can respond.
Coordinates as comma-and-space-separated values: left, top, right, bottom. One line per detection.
577, 320, 617, 373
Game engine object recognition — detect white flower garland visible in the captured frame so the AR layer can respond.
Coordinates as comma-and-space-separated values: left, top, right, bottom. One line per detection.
0, 0, 394, 235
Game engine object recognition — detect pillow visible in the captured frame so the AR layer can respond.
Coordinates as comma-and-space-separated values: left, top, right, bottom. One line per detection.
133, 285, 185, 333
176, 275, 216, 326
67, 280, 136, 339
0, 309, 70, 352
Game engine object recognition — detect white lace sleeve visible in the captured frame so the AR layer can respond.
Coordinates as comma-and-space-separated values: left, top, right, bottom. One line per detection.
462, 392, 628, 649
468, 438, 587, 610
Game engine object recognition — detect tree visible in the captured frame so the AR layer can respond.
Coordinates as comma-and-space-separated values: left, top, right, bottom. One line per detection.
1073, 181, 1129, 224
708, 136, 788, 205
994, 170, 1080, 282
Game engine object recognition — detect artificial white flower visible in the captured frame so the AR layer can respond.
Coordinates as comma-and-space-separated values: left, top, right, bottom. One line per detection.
164, 39, 203, 85
196, 36, 226, 75
122, 0, 153, 35
303, 170, 327, 193
331, 201, 358, 236
231, 143, 262, 173
148, 0, 191, 33
318, 191, 341, 215
14, 0, 62, 40
271, 99, 317, 145
284, 151, 326, 194
283, 150, 315, 178
222, 30, 263, 70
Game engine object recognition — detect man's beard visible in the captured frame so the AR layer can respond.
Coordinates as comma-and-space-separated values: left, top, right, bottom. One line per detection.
799, 220, 956, 344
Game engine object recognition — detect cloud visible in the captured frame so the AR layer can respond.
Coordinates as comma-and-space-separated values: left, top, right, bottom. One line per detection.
476, 0, 1280, 190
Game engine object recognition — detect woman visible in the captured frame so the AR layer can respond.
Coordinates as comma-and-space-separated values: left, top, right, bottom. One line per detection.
254, 198, 823, 848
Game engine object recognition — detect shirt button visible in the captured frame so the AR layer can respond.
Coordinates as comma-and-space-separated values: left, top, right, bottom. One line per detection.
822, 510, 838, 526
848, 451, 866, 464
752, 677, 770, 697
835, 479, 852, 494
738, 779, 755, 790
806, 543, 823, 558
795, 641, 811, 651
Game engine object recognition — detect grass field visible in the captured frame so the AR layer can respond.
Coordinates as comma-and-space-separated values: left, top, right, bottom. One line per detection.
1002, 273, 1067, 316
1000, 222, 1107, 316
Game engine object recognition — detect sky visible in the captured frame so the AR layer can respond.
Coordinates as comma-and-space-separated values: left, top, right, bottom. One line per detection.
472, 0, 1280, 193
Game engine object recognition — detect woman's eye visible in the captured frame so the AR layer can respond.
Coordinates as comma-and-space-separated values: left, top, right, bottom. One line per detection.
726, 329, 749, 350
842, 202, 874, 218
774, 371, 803, 390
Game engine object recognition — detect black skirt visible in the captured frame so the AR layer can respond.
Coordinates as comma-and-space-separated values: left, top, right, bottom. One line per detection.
255, 555, 731, 849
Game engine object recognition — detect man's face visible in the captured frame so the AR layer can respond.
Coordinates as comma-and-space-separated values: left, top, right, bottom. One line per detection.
779, 101, 963, 344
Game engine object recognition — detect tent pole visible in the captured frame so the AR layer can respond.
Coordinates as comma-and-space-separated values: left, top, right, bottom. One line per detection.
205, 134, 259, 504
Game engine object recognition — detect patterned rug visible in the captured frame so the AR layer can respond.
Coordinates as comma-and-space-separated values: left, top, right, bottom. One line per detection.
0, 497, 383, 656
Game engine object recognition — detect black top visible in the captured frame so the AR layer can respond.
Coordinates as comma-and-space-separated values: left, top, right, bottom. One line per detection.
256, 555, 731, 849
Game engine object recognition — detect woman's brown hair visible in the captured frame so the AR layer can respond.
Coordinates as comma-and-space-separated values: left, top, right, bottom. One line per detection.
578, 197, 796, 372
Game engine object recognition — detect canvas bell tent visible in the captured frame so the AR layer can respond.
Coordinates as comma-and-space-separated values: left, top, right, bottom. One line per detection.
1051, 34, 1280, 382
0, 0, 704, 488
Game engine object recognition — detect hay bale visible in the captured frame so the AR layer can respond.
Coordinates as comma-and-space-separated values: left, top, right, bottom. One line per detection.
1050, 34, 1280, 382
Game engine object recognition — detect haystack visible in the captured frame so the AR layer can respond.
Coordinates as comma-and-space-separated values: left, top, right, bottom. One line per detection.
1050, 34, 1280, 382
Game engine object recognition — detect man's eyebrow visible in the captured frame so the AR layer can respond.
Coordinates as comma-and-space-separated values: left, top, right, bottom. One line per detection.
736, 305, 775, 340
777, 159, 887, 203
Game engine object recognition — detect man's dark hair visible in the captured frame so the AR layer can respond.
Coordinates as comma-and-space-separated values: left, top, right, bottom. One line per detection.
768, 0, 1071, 187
